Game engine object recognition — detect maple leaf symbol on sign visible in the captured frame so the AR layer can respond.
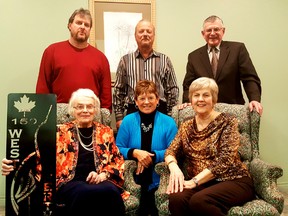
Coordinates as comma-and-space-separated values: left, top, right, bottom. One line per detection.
14, 95, 36, 116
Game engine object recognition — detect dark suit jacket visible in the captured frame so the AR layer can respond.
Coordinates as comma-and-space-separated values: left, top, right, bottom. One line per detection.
182, 41, 261, 104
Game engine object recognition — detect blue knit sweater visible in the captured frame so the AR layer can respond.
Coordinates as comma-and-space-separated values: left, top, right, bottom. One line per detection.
116, 111, 178, 190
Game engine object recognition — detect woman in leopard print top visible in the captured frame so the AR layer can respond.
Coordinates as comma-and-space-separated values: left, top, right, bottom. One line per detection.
165, 77, 255, 216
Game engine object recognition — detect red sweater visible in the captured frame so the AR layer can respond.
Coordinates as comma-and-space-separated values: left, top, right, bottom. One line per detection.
36, 41, 112, 111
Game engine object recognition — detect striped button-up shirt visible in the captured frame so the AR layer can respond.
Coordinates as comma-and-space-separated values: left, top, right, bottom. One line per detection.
113, 49, 179, 122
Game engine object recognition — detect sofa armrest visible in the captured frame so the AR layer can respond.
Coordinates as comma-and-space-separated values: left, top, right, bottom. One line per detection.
249, 157, 284, 214
154, 162, 170, 211
123, 160, 141, 200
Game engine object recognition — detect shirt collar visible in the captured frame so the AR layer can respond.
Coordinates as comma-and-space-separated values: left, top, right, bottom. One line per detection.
135, 49, 160, 59
207, 43, 221, 52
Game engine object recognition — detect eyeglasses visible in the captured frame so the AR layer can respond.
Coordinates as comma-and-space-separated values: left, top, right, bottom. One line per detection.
137, 96, 157, 102
204, 27, 223, 34
73, 104, 95, 111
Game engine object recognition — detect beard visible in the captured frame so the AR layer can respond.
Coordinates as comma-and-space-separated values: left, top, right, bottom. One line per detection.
71, 31, 89, 43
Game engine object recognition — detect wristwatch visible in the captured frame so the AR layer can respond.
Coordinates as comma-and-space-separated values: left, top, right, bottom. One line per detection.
192, 177, 199, 187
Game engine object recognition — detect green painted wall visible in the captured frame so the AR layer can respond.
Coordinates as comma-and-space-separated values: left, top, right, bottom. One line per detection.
0, 0, 287, 206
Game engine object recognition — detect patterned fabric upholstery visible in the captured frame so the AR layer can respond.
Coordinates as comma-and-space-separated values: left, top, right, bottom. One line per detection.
56, 103, 140, 215
155, 103, 284, 216
123, 160, 141, 215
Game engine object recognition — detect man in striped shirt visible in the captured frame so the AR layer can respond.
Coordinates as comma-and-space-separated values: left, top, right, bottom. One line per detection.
113, 19, 179, 129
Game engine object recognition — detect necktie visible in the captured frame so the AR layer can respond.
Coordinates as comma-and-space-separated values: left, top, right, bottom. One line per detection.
211, 47, 218, 77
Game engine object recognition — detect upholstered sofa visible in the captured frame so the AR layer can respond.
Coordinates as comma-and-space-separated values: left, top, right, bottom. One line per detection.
155, 103, 284, 216
56, 103, 141, 215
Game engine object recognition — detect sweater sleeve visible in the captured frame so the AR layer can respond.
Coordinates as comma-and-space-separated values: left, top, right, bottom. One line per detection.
115, 116, 133, 159
36, 47, 53, 93
153, 116, 178, 163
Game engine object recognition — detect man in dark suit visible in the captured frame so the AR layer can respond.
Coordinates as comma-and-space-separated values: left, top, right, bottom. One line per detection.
182, 15, 263, 115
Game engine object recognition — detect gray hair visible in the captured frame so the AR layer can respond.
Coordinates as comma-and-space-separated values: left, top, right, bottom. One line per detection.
135, 19, 155, 34
68, 88, 100, 116
203, 15, 224, 29
188, 77, 219, 104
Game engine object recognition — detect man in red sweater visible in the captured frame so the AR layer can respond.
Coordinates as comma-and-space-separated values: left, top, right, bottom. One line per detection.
36, 8, 112, 111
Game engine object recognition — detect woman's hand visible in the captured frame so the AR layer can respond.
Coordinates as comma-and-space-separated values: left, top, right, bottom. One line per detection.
133, 149, 154, 173
183, 179, 197, 189
136, 161, 145, 175
1, 158, 15, 176
166, 162, 184, 194
86, 171, 107, 184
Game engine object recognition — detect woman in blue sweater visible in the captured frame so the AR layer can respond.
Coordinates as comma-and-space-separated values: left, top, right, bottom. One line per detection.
116, 80, 178, 216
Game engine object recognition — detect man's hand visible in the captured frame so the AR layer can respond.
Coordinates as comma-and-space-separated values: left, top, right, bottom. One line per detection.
178, 103, 191, 110
116, 120, 122, 130
249, 100, 263, 116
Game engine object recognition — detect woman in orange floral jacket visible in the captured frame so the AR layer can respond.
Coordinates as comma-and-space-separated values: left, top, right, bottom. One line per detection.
2, 88, 127, 216
54, 88, 126, 216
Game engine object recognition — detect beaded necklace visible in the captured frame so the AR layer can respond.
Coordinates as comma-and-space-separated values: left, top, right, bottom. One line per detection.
76, 125, 94, 151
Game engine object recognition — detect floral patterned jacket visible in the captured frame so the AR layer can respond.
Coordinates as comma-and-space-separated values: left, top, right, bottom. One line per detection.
56, 121, 129, 199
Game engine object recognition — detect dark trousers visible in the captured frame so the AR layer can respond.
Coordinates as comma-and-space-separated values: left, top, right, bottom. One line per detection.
126, 100, 168, 116
139, 186, 158, 216
169, 176, 255, 216
56, 180, 125, 216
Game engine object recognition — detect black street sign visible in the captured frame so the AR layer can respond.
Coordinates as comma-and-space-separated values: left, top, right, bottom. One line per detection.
6, 93, 56, 216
